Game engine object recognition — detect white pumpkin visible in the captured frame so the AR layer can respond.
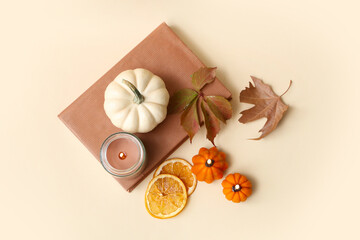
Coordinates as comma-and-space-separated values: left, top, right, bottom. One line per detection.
104, 68, 170, 133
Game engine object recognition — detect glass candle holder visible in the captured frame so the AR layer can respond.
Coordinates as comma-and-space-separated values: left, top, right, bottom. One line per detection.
100, 132, 146, 178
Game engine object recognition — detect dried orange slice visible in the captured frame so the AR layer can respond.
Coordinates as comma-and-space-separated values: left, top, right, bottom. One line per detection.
154, 158, 197, 195
145, 174, 187, 219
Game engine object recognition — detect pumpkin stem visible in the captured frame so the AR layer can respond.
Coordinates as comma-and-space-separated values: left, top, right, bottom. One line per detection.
205, 159, 215, 167
122, 79, 145, 104
232, 184, 241, 192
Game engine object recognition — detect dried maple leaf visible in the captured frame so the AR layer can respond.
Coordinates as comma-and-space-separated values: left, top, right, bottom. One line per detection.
168, 67, 232, 145
239, 76, 292, 140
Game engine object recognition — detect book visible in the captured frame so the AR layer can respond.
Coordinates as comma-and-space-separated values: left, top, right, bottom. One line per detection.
58, 22, 231, 192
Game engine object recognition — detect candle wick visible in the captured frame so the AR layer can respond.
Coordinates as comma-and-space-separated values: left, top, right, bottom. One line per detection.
118, 152, 127, 160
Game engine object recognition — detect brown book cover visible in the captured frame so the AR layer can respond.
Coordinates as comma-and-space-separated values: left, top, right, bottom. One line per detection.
58, 22, 231, 192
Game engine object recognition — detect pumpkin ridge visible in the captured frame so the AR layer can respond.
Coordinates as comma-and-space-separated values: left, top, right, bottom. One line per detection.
105, 96, 132, 103
240, 187, 252, 197
213, 162, 227, 169
197, 167, 208, 181
192, 155, 206, 164
142, 75, 166, 94
143, 101, 167, 108
223, 187, 232, 195
104, 99, 131, 116
105, 81, 133, 99
232, 192, 241, 203
213, 151, 226, 161
135, 107, 140, 131
131, 70, 139, 89
213, 161, 226, 169
209, 147, 218, 159
114, 70, 135, 88
241, 181, 252, 188
234, 173, 241, 183
239, 175, 248, 184
211, 167, 224, 180
199, 148, 209, 158
143, 75, 167, 95
111, 105, 132, 127
140, 74, 153, 93
134, 68, 153, 92
140, 103, 157, 126
120, 106, 138, 132
142, 102, 167, 124
191, 164, 204, 175
226, 191, 235, 201
238, 191, 247, 201
226, 174, 236, 184
221, 180, 232, 188
143, 85, 166, 95
204, 168, 214, 183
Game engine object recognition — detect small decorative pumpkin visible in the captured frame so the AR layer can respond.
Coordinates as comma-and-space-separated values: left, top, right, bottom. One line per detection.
191, 147, 228, 183
104, 68, 170, 133
222, 173, 252, 203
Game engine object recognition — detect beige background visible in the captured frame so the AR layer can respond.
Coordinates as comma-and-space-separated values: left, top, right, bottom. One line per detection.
1, 0, 359, 239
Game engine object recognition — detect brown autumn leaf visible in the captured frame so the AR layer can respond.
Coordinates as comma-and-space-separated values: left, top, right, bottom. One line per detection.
239, 76, 292, 140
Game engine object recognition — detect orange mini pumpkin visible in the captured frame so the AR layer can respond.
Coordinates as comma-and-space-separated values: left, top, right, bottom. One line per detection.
191, 147, 228, 183
222, 173, 252, 203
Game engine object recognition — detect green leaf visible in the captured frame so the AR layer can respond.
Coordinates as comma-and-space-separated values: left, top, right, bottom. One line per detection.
191, 67, 217, 91
181, 96, 200, 142
205, 96, 232, 123
201, 99, 220, 145
168, 89, 198, 114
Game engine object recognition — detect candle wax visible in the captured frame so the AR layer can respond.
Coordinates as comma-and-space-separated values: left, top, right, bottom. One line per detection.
106, 138, 139, 170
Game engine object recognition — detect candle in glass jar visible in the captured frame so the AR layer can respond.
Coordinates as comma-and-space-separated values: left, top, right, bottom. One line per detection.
100, 132, 146, 178
106, 138, 139, 170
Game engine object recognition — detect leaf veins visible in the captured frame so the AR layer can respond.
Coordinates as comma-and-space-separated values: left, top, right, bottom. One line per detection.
239, 76, 292, 140
168, 67, 233, 145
